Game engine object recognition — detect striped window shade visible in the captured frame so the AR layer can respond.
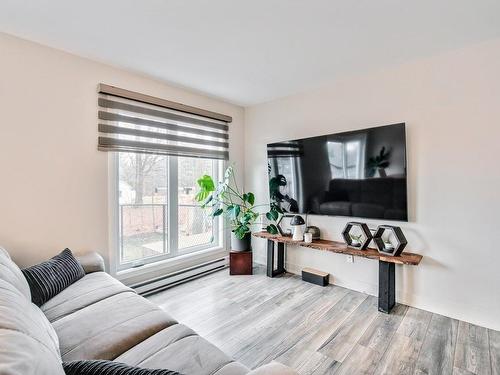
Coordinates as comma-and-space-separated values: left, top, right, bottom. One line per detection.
267, 141, 303, 158
97, 84, 231, 160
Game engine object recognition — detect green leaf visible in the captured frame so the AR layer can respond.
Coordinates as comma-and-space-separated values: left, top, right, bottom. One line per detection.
227, 205, 241, 220
266, 209, 279, 221
234, 224, 250, 239
196, 175, 215, 203
212, 208, 223, 217
195, 190, 209, 202
269, 175, 287, 191
197, 175, 215, 191
246, 192, 255, 206
242, 192, 255, 206
270, 202, 283, 214
266, 224, 278, 235
240, 212, 250, 224
269, 174, 287, 203
240, 210, 258, 225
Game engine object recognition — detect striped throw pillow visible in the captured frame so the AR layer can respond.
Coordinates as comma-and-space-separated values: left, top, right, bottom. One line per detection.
22, 248, 85, 306
63, 360, 182, 375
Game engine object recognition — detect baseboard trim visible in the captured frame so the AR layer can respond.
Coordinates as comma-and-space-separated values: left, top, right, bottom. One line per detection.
132, 257, 228, 296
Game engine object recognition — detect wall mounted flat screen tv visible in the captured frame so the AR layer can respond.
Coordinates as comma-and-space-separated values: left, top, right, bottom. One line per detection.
267, 123, 408, 221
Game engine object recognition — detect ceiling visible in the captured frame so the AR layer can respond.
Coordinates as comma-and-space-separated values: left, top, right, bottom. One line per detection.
1, 0, 500, 106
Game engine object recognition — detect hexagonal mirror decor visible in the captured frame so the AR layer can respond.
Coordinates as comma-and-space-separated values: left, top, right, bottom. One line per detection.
373, 225, 408, 256
341, 222, 373, 249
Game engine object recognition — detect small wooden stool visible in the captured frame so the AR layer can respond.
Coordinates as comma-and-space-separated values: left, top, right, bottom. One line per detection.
229, 251, 253, 275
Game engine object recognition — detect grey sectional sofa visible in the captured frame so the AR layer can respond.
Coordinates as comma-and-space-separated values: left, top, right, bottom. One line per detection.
0, 247, 296, 375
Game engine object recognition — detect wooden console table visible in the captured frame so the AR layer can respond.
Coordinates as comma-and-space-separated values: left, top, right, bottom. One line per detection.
252, 231, 422, 314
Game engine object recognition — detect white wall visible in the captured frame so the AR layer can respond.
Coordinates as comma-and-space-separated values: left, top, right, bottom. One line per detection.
245, 38, 500, 331
0, 33, 245, 272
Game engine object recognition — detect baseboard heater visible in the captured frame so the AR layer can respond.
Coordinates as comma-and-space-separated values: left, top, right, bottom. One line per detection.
131, 257, 228, 296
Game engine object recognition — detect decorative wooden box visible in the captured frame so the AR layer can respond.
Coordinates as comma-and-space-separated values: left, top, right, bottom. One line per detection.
229, 251, 253, 275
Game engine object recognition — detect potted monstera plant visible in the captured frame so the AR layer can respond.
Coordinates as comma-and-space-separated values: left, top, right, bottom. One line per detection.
196, 166, 278, 251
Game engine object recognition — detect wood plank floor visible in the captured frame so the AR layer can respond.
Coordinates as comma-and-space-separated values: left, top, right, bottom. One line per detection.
147, 267, 499, 375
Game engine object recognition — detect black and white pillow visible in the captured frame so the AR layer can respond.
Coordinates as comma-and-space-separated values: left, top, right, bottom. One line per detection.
22, 248, 85, 306
63, 360, 182, 375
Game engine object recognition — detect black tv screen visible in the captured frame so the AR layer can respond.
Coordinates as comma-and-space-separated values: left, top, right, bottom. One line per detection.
267, 123, 408, 221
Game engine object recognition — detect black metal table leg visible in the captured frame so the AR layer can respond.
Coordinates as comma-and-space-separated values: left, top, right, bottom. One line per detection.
276, 242, 285, 275
266, 240, 274, 277
267, 240, 286, 278
378, 261, 395, 313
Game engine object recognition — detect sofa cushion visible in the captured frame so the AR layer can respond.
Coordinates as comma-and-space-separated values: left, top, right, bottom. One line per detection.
0, 279, 61, 356
329, 179, 361, 203
0, 279, 64, 374
42, 272, 132, 322
351, 202, 385, 219
0, 246, 31, 300
116, 324, 249, 375
22, 248, 85, 306
53, 291, 177, 361
360, 178, 393, 207
319, 201, 351, 216
115, 324, 196, 364
0, 330, 65, 375
62, 360, 181, 375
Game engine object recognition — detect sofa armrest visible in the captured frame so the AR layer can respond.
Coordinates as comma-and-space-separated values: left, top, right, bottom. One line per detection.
76, 251, 105, 273
247, 362, 298, 375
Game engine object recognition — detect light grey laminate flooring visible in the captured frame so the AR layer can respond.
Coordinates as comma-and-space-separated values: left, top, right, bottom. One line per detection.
147, 267, 500, 375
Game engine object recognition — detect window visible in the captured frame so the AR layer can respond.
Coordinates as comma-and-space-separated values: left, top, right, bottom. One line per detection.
117, 152, 222, 270
98, 84, 231, 272
328, 139, 365, 179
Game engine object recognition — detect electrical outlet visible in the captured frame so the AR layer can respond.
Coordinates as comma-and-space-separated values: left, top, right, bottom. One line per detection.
346, 255, 354, 263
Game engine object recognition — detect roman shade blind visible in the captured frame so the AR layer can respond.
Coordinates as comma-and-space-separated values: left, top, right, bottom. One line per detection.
97, 84, 231, 160
267, 141, 303, 158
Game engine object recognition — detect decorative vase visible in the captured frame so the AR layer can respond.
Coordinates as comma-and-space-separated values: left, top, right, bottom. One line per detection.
292, 226, 305, 241
231, 232, 252, 252
306, 226, 321, 240
290, 215, 306, 241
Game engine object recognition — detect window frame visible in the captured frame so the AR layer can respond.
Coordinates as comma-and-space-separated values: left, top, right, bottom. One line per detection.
111, 153, 223, 273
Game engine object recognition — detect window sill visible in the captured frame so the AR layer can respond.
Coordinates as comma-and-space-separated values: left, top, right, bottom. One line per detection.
115, 245, 228, 286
